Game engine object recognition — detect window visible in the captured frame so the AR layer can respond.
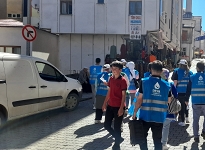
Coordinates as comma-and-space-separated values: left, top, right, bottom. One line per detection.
98, 0, 104, 3
17, 14, 21, 18
0, 46, 21, 54
12, 14, 17, 18
36, 62, 65, 82
60, 0, 72, 15
8, 14, 12, 18
182, 30, 188, 42
129, 1, 142, 15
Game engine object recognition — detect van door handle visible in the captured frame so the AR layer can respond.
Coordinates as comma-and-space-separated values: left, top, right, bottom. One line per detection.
40, 85, 47, 88
29, 86, 36, 88
0, 80, 6, 84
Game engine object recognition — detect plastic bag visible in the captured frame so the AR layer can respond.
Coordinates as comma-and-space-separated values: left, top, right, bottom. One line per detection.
128, 92, 140, 118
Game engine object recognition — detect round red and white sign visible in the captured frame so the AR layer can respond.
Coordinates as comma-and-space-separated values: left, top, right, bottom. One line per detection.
22, 25, 37, 42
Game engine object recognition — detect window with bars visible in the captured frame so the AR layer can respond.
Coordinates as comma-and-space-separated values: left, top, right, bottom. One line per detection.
60, 0, 72, 15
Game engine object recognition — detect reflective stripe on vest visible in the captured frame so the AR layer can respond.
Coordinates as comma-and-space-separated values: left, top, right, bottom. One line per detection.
191, 88, 205, 91
177, 84, 187, 87
191, 94, 205, 97
140, 106, 167, 112
98, 87, 108, 90
143, 99, 167, 105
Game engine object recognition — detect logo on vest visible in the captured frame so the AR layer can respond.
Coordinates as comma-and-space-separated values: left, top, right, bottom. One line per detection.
93, 68, 96, 73
199, 76, 203, 81
152, 82, 161, 96
198, 75, 204, 85
154, 82, 160, 89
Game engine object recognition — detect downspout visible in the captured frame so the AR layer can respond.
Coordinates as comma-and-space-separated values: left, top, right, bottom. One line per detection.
170, 0, 173, 42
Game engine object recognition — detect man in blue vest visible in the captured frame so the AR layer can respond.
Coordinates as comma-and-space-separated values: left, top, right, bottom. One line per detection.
90, 58, 102, 109
133, 60, 171, 150
94, 64, 110, 123
186, 61, 205, 143
171, 59, 193, 126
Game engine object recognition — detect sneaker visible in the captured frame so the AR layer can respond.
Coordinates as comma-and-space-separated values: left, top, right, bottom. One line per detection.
94, 120, 101, 124
194, 137, 199, 143
185, 117, 190, 123
112, 144, 120, 150
201, 131, 205, 140
162, 144, 170, 150
178, 122, 186, 127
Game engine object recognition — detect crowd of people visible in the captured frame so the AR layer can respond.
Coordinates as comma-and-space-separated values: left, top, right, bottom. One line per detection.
77, 57, 205, 150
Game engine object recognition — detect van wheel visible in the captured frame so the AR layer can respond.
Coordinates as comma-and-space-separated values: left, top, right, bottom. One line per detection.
64, 93, 79, 111
0, 112, 5, 126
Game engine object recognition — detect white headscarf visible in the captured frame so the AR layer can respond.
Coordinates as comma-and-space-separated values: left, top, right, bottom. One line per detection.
126, 61, 135, 81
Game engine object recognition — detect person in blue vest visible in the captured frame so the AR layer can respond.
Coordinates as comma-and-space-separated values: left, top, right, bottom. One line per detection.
186, 61, 205, 143
124, 61, 139, 110
144, 62, 152, 77
132, 60, 171, 150
94, 64, 110, 124
90, 58, 102, 110
171, 59, 193, 126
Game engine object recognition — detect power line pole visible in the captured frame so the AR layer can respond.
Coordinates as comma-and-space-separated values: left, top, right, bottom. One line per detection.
26, 0, 31, 56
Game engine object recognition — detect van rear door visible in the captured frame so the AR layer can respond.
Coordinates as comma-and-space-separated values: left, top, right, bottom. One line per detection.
3, 56, 39, 118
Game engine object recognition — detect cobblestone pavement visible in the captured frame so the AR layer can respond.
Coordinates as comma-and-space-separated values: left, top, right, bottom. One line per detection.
0, 95, 205, 150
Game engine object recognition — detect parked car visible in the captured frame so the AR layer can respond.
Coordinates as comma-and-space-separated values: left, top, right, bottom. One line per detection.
0, 53, 82, 126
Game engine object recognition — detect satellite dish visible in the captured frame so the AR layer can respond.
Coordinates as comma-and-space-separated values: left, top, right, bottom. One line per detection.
31, 0, 39, 9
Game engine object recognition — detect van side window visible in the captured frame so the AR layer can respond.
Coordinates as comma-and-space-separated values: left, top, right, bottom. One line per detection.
36, 62, 62, 82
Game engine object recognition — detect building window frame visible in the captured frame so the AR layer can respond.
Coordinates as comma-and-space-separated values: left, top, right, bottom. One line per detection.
97, 0, 104, 4
8, 14, 12, 18
60, 0, 72, 15
0, 46, 21, 54
129, 1, 142, 15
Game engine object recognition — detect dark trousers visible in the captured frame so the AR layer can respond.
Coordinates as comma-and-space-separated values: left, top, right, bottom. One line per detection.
104, 105, 124, 145
139, 120, 163, 150
178, 95, 188, 122
95, 109, 103, 120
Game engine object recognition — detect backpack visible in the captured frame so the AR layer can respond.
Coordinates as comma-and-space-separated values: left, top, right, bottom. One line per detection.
168, 96, 181, 114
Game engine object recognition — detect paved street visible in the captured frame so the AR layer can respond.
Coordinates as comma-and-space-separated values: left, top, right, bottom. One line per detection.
0, 92, 205, 150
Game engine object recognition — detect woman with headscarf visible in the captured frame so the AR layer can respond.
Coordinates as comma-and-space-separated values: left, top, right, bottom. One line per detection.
125, 61, 139, 110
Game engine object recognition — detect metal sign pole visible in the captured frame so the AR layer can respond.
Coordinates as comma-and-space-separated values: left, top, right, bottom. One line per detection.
26, 0, 31, 56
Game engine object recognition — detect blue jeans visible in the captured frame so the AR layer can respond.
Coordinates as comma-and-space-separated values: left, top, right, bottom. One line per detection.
161, 119, 172, 146
192, 104, 205, 137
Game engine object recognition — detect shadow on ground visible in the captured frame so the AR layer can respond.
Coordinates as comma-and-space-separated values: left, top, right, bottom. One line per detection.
0, 99, 94, 149
78, 134, 114, 150
168, 121, 192, 146
74, 123, 105, 138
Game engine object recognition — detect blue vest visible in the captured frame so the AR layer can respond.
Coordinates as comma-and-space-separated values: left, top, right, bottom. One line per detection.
144, 72, 151, 78
89, 65, 102, 85
96, 72, 110, 96
139, 77, 171, 123
176, 68, 192, 93
190, 73, 205, 104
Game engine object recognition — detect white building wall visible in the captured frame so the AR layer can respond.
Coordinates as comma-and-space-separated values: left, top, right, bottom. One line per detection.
56, 34, 124, 74
40, 0, 160, 35
0, 27, 26, 55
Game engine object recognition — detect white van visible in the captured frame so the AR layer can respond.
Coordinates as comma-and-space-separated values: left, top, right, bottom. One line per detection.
0, 53, 82, 126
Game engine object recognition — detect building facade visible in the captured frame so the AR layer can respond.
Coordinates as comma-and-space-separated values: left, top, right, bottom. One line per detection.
29, 0, 183, 74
